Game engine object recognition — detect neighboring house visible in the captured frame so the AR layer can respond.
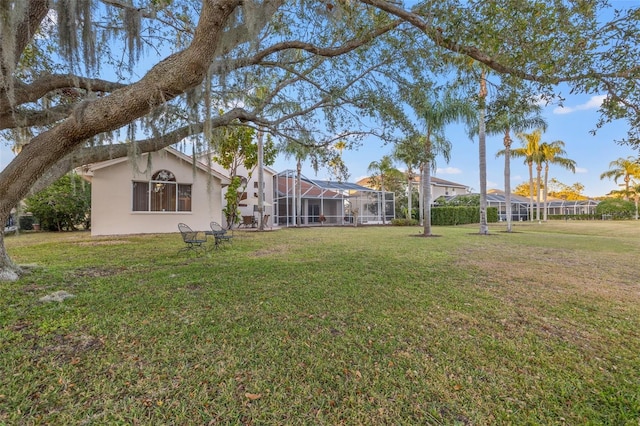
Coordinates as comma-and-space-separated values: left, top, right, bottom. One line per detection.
203, 158, 277, 228
82, 147, 230, 236
275, 170, 393, 225
428, 176, 471, 198
356, 175, 470, 203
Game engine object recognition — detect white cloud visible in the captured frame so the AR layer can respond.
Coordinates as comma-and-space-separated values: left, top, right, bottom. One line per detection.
436, 167, 462, 175
553, 95, 606, 115
575, 167, 588, 174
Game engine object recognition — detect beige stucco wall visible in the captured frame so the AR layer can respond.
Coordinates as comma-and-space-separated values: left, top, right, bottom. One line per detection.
431, 185, 467, 201
90, 151, 223, 236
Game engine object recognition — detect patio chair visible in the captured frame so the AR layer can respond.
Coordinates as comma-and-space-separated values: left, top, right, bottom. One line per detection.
241, 215, 255, 228
178, 223, 207, 255
209, 221, 233, 249
261, 214, 271, 230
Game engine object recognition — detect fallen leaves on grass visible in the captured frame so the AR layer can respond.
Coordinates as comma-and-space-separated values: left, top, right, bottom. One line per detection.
245, 392, 262, 400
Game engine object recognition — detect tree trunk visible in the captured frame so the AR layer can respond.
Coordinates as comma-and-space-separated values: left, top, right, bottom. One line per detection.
257, 130, 265, 231
422, 133, 433, 237
406, 171, 412, 220
543, 164, 549, 221
422, 159, 433, 236
418, 164, 424, 226
478, 72, 489, 235
536, 164, 542, 223
380, 179, 386, 225
296, 160, 302, 226
0, 0, 240, 280
0, 232, 21, 281
503, 130, 513, 232
528, 162, 534, 221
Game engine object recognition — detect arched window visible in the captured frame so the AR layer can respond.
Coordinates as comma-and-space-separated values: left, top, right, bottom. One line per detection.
132, 169, 192, 212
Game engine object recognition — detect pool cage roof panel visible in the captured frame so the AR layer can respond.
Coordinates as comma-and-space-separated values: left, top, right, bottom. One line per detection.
443, 192, 600, 208
545, 199, 600, 208
308, 179, 378, 192
275, 170, 380, 197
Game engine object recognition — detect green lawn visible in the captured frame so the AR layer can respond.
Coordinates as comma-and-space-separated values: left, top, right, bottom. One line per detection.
2, 222, 639, 424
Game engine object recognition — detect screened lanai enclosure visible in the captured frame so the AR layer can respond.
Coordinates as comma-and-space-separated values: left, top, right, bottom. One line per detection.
274, 170, 395, 226
443, 191, 600, 221
544, 198, 600, 217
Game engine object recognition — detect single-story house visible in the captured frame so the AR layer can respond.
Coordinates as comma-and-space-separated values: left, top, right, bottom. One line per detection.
82, 147, 230, 236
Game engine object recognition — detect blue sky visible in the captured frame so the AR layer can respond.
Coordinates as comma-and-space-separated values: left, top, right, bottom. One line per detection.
270, 89, 636, 198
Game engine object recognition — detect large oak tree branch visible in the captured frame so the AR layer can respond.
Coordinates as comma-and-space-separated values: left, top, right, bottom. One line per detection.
9, 0, 49, 68
0, 104, 74, 129
0, 0, 241, 224
28, 106, 260, 193
1, 75, 127, 114
359, 0, 639, 85
210, 19, 402, 75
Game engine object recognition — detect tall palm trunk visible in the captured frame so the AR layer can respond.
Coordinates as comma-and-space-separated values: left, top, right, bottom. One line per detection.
418, 164, 424, 226
543, 163, 550, 221
478, 72, 489, 235
503, 129, 513, 232
624, 176, 630, 200
536, 163, 542, 223
296, 159, 302, 226
257, 130, 265, 231
527, 161, 534, 221
380, 178, 386, 225
406, 170, 413, 220
422, 131, 433, 236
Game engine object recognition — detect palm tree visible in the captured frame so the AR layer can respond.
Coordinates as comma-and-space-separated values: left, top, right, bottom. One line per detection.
490, 90, 547, 232
540, 141, 576, 221
512, 129, 543, 221
280, 139, 317, 227
367, 155, 399, 225
329, 140, 348, 181
393, 135, 424, 221
477, 70, 490, 234
600, 156, 640, 200
409, 91, 474, 236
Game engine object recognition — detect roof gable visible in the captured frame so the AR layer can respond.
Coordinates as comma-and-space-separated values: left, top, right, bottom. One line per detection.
86, 147, 230, 184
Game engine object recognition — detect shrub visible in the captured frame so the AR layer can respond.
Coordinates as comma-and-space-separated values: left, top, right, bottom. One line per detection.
595, 198, 635, 219
391, 218, 419, 226
435, 194, 481, 206
431, 206, 498, 225
25, 174, 91, 231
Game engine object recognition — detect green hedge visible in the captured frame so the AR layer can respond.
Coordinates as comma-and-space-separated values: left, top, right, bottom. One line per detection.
547, 214, 598, 221
391, 218, 420, 226
431, 206, 499, 226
